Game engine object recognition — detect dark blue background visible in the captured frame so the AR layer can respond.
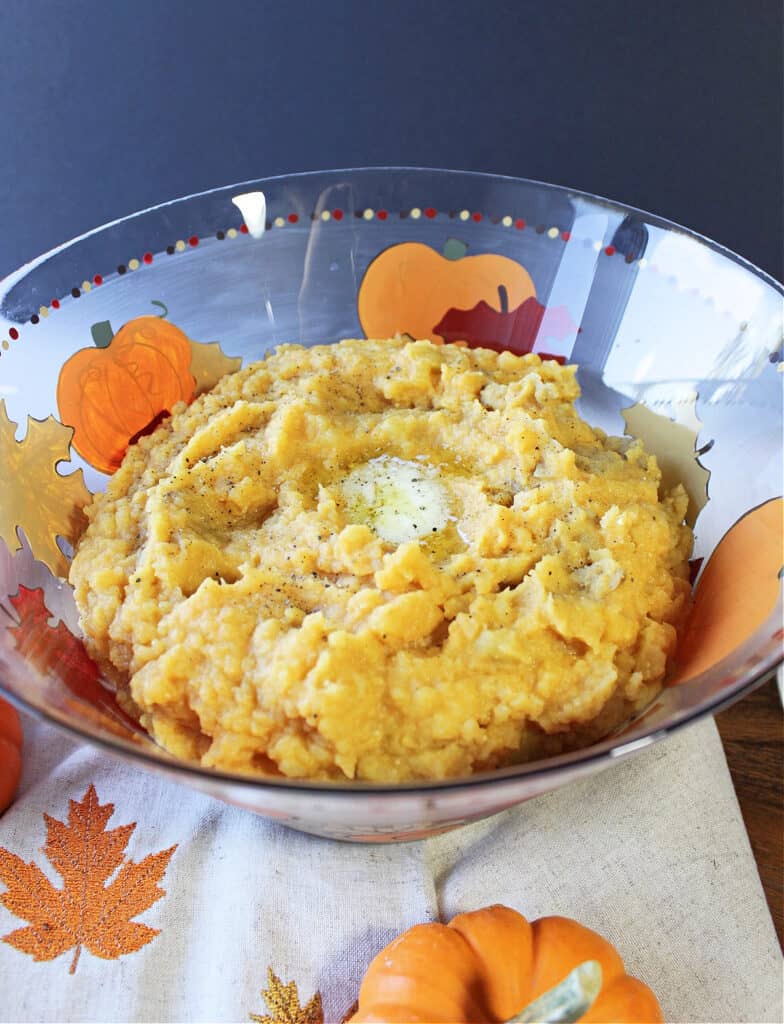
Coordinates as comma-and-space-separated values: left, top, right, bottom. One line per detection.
1, 0, 781, 280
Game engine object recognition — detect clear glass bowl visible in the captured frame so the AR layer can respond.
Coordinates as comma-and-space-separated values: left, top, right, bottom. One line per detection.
1, 168, 781, 841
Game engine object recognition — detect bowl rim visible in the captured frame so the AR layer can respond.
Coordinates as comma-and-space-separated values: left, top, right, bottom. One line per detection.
1, 649, 780, 795
1, 165, 782, 796
2, 165, 782, 295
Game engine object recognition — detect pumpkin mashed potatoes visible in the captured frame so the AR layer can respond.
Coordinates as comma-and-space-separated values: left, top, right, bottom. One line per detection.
70, 337, 692, 782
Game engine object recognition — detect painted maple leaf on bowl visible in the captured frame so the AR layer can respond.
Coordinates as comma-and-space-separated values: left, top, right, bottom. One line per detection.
0, 401, 90, 579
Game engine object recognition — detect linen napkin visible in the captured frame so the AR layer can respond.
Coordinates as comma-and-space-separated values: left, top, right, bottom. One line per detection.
0, 711, 780, 1024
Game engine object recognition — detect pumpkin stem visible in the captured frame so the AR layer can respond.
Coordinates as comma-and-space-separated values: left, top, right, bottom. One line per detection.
443, 238, 468, 261
151, 300, 169, 319
507, 960, 602, 1024
90, 321, 114, 349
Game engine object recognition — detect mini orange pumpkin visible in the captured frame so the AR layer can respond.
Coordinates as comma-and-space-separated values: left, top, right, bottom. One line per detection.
358, 240, 536, 343
0, 698, 23, 813
349, 905, 663, 1023
57, 315, 196, 474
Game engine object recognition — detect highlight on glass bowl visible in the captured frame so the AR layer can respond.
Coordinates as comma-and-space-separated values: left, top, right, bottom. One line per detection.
0, 168, 781, 842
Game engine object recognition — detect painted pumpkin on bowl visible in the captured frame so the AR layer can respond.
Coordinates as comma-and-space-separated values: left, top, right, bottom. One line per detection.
358, 240, 536, 343
57, 315, 196, 474
349, 905, 663, 1023
0, 698, 23, 813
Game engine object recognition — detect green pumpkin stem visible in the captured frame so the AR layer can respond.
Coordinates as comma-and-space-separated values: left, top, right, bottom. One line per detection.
90, 321, 115, 349
507, 960, 603, 1024
442, 238, 469, 261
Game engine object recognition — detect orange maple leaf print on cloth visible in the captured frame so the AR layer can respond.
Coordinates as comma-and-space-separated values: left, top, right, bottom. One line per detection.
0, 784, 176, 973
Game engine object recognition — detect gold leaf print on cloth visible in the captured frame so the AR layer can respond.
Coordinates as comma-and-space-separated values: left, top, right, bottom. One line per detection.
0, 783, 176, 973
250, 967, 324, 1024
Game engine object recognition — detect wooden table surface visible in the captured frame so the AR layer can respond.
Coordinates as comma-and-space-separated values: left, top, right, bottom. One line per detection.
715, 675, 783, 947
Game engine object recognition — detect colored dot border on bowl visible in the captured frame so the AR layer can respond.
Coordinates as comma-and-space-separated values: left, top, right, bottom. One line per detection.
0, 205, 741, 354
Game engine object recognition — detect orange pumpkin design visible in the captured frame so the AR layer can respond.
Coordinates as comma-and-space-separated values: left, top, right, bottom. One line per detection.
358, 239, 536, 343
57, 315, 195, 474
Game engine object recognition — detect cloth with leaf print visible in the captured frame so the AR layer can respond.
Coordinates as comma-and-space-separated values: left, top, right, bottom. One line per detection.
0, 711, 780, 1024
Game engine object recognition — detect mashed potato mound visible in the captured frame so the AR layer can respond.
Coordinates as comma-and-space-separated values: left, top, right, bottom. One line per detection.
70, 338, 692, 782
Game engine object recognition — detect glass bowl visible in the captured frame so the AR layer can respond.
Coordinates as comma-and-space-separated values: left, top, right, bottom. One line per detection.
1, 168, 781, 842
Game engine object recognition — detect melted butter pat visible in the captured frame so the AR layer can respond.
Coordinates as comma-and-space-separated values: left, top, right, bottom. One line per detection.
340, 456, 452, 544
